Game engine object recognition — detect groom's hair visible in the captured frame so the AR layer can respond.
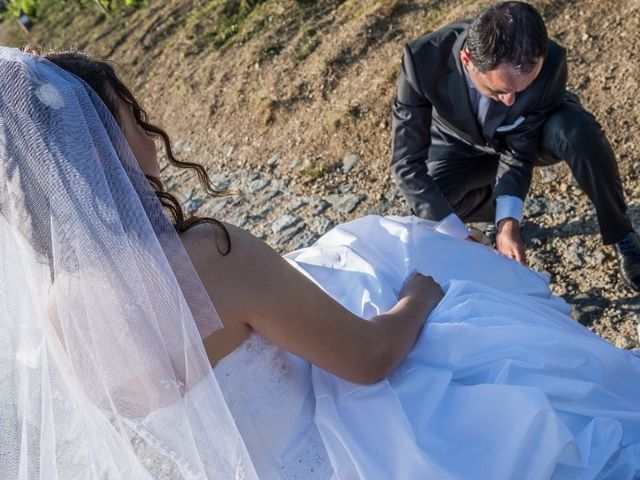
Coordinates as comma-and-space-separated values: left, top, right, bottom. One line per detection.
466, 1, 548, 74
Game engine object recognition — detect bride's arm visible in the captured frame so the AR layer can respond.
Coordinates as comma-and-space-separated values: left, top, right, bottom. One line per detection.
185, 223, 443, 385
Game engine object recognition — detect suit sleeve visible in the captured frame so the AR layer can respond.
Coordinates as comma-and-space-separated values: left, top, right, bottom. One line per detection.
495, 51, 568, 200
390, 45, 454, 221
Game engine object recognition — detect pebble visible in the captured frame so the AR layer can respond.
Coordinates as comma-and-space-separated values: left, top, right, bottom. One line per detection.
335, 194, 366, 214
384, 186, 402, 202
185, 196, 204, 213
249, 178, 270, 192
342, 154, 359, 174
545, 199, 572, 216
524, 197, 547, 217
267, 154, 280, 167
290, 231, 319, 251
210, 174, 231, 190
538, 167, 557, 183
311, 198, 331, 215
288, 159, 301, 170
589, 250, 607, 267
272, 214, 300, 234
310, 217, 334, 235
274, 225, 304, 245
564, 248, 585, 268
287, 197, 308, 212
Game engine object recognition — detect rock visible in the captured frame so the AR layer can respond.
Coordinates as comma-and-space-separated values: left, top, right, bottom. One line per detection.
311, 198, 331, 215
290, 231, 319, 251
633, 161, 640, 173
384, 186, 402, 202
210, 174, 231, 190
589, 250, 607, 267
545, 199, 571, 216
267, 155, 279, 167
287, 197, 308, 212
538, 167, 557, 183
225, 146, 235, 159
335, 194, 366, 214
571, 293, 610, 325
529, 237, 544, 248
185, 196, 204, 214
310, 217, 334, 236
564, 248, 585, 268
342, 154, 359, 174
262, 189, 282, 201
362, 201, 391, 216
249, 178, 270, 192
274, 225, 304, 247
207, 197, 229, 215
272, 214, 300, 234
288, 159, 301, 170
524, 197, 547, 217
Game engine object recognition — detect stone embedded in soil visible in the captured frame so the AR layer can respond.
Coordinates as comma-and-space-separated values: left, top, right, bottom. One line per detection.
342, 154, 359, 174
310, 216, 334, 236
524, 197, 547, 218
564, 248, 585, 268
210, 174, 231, 190
272, 214, 300, 233
185, 196, 204, 213
545, 199, 572, 216
287, 197, 309, 212
538, 167, 557, 183
288, 159, 301, 170
267, 155, 279, 167
274, 225, 304, 246
335, 194, 366, 214
589, 250, 607, 267
289, 230, 319, 251
385, 186, 402, 202
249, 177, 270, 192
311, 198, 331, 215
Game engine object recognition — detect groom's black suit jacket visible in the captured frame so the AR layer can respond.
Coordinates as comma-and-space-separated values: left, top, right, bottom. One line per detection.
391, 22, 568, 221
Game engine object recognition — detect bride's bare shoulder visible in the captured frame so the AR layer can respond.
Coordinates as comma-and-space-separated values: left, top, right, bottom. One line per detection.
180, 221, 275, 265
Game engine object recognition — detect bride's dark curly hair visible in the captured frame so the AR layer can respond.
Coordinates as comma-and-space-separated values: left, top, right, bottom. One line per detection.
24, 45, 232, 254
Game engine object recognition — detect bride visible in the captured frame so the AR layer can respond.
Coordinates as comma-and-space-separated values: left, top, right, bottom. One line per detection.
2, 46, 640, 479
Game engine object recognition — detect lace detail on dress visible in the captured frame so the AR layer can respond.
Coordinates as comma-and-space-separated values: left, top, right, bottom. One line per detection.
215, 332, 333, 479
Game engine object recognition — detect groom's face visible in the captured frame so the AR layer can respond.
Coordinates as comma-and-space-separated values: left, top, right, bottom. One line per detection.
460, 48, 544, 107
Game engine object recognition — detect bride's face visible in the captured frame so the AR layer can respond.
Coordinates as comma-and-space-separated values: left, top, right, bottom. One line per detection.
115, 97, 160, 178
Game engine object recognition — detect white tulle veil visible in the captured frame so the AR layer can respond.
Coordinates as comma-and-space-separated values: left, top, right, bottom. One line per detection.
0, 47, 256, 479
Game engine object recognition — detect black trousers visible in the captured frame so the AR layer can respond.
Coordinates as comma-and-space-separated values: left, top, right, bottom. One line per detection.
426, 94, 632, 245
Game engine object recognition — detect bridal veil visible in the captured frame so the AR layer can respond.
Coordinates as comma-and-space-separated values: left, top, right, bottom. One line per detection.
0, 47, 256, 479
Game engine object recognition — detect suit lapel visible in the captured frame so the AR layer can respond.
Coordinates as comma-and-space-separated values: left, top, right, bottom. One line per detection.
447, 29, 484, 144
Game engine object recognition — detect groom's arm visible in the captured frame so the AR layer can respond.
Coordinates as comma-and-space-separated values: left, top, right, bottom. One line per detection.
391, 45, 459, 227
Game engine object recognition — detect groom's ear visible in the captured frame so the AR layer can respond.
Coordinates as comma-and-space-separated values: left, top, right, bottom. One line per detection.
460, 48, 473, 68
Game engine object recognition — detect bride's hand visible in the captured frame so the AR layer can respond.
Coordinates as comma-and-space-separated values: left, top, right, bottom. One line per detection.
399, 273, 444, 309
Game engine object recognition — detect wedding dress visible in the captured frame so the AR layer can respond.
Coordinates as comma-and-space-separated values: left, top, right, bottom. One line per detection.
213, 215, 640, 480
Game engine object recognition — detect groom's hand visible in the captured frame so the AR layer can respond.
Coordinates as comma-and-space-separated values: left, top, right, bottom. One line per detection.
496, 218, 526, 265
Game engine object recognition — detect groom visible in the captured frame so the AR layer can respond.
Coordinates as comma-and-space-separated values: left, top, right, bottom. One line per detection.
390, 1, 640, 291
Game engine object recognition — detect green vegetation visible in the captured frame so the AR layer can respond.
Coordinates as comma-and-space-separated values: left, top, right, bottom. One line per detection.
202, 0, 269, 50
258, 40, 284, 60
293, 27, 319, 62
1, 0, 146, 19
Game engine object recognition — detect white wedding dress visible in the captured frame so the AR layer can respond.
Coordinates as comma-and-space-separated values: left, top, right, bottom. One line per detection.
211, 215, 640, 480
